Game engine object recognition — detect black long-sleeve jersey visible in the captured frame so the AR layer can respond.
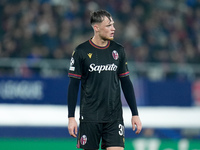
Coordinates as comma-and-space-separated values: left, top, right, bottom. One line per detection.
68, 39, 130, 122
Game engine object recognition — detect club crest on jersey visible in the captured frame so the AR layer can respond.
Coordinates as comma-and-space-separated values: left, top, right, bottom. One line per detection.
112, 50, 119, 60
80, 135, 87, 145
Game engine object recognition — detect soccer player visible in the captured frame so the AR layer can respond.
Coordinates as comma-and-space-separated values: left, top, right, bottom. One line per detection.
67, 10, 142, 150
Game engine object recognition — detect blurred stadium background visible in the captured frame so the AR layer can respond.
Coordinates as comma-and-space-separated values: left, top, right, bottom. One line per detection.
0, 0, 200, 149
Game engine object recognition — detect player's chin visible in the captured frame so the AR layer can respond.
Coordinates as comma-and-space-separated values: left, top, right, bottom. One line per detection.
103, 36, 114, 41
107, 37, 114, 40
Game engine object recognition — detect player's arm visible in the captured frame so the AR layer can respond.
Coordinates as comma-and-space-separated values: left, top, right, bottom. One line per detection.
68, 77, 80, 137
120, 76, 142, 134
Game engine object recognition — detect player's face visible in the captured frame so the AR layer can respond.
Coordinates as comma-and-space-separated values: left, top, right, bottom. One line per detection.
98, 16, 115, 40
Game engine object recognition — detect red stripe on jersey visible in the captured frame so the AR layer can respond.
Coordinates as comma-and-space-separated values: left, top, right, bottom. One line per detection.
68, 73, 81, 79
89, 39, 110, 49
119, 71, 129, 77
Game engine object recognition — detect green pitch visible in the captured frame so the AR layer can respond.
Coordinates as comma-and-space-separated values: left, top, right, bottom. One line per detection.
0, 138, 76, 150
0, 138, 199, 150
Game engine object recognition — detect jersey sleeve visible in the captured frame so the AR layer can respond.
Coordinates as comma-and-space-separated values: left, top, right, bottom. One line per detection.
118, 47, 130, 78
68, 48, 82, 79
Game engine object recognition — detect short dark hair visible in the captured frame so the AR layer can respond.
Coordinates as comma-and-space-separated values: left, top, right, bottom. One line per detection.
90, 10, 112, 25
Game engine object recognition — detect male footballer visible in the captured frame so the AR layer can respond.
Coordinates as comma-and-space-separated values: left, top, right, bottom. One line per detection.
67, 9, 142, 150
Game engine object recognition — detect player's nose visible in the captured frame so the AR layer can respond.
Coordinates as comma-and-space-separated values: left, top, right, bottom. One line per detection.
112, 25, 115, 31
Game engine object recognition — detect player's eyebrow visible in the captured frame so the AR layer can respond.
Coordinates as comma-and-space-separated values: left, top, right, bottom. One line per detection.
108, 21, 114, 26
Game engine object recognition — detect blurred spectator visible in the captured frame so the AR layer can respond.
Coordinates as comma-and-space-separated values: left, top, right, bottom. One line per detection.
0, 0, 200, 77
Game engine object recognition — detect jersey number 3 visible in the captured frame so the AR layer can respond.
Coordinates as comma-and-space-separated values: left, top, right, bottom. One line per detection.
118, 124, 125, 136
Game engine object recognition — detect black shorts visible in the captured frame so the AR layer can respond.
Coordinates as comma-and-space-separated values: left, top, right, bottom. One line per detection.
77, 120, 125, 149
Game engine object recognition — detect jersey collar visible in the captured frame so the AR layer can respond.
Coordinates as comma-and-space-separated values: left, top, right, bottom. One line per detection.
89, 39, 110, 49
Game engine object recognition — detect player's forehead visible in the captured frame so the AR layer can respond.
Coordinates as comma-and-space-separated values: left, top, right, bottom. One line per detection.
102, 16, 114, 24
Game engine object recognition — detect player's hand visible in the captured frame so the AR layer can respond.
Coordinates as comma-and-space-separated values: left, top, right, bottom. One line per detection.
132, 115, 142, 134
68, 117, 78, 138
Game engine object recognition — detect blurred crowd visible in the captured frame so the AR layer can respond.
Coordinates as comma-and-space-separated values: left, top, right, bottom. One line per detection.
0, 0, 200, 67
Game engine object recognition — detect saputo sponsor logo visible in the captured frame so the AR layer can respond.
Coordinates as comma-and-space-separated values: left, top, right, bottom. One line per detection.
89, 63, 117, 73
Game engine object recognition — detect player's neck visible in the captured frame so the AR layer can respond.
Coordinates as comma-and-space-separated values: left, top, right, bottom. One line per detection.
91, 36, 108, 47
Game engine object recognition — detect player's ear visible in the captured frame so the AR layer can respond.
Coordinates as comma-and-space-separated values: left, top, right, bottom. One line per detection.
93, 24, 99, 32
